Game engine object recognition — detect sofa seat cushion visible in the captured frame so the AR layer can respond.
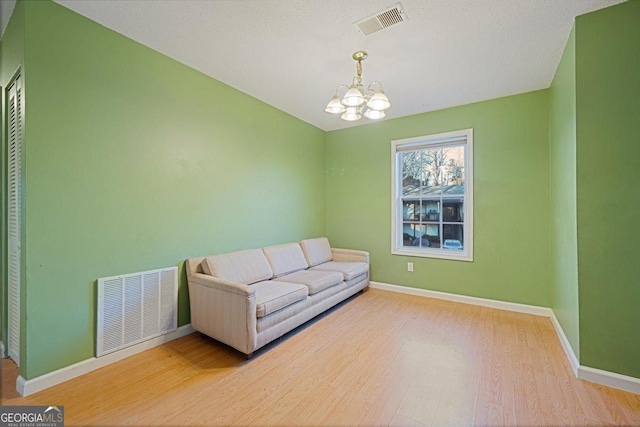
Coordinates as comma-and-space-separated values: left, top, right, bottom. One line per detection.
202, 249, 273, 285
300, 237, 333, 267
251, 281, 308, 318
310, 261, 369, 281
262, 243, 309, 277
344, 272, 368, 287
277, 270, 343, 295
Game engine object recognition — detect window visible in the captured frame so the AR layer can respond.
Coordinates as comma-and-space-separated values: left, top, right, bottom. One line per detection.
391, 129, 473, 261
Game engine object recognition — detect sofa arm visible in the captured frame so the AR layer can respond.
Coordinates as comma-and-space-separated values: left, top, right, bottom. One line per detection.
331, 248, 370, 264
187, 273, 257, 355
189, 273, 255, 297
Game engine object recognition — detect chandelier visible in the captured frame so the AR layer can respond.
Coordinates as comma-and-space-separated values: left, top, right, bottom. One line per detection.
324, 51, 391, 121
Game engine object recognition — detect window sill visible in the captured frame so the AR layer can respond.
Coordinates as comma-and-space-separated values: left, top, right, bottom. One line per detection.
392, 248, 473, 262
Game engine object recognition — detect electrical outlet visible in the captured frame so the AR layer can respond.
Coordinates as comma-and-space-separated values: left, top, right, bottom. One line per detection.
407, 262, 413, 272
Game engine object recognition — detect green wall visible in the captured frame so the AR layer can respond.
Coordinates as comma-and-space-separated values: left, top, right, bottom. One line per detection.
549, 27, 579, 359
326, 90, 550, 307
0, 0, 25, 361
20, 0, 325, 379
575, 0, 640, 378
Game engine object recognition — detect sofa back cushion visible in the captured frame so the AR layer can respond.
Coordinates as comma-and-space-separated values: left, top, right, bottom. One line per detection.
202, 249, 273, 285
300, 237, 333, 267
262, 243, 309, 277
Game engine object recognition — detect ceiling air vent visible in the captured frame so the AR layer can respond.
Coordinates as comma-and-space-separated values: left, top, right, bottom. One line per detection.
355, 2, 408, 36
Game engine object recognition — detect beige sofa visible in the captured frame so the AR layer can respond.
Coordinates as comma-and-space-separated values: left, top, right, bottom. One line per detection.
186, 237, 369, 357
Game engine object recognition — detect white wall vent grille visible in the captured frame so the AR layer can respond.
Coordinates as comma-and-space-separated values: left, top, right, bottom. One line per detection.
97, 267, 177, 357
355, 2, 408, 36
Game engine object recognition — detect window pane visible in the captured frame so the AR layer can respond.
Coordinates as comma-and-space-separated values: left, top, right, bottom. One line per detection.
442, 145, 465, 195
402, 223, 421, 247
443, 198, 464, 222
420, 149, 440, 196
422, 199, 440, 222
404, 147, 465, 197
443, 224, 464, 250
402, 199, 420, 221
425, 224, 441, 248
403, 225, 434, 249
401, 152, 421, 197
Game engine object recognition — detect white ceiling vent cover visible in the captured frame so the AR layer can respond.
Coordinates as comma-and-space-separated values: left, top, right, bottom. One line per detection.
97, 267, 177, 357
355, 2, 408, 36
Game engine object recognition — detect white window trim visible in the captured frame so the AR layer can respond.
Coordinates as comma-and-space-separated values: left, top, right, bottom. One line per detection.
391, 128, 474, 262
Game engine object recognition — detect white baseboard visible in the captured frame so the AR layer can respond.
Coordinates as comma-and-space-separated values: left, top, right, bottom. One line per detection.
17, 324, 195, 397
370, 281, 640, 395
369, 281, 553, 317
578, 366, 640, 395
548, 311, 640, 394
0, 341, 5, 358
549, 311, 579, 376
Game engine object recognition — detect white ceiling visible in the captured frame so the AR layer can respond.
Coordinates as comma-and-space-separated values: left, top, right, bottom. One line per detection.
5, 0, 626, 131
0, 0, 16, 39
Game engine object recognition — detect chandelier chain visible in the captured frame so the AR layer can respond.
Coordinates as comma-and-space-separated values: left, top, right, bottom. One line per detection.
356, 60, 363, 85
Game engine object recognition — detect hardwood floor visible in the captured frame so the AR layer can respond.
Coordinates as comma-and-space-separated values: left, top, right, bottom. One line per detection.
2, 288, 640, 426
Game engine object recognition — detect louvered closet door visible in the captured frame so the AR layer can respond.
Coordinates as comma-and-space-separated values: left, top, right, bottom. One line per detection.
7, 75, 22, 365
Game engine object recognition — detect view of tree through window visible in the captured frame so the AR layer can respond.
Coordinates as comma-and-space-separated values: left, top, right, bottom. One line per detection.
392, 129, 472, 260
401, 146, 465, 249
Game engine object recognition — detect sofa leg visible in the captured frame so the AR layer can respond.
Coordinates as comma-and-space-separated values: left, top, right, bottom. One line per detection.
245, 352, 254, 360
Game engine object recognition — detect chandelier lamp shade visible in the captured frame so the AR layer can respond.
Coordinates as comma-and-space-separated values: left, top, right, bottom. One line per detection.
324, 51, 391, 121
